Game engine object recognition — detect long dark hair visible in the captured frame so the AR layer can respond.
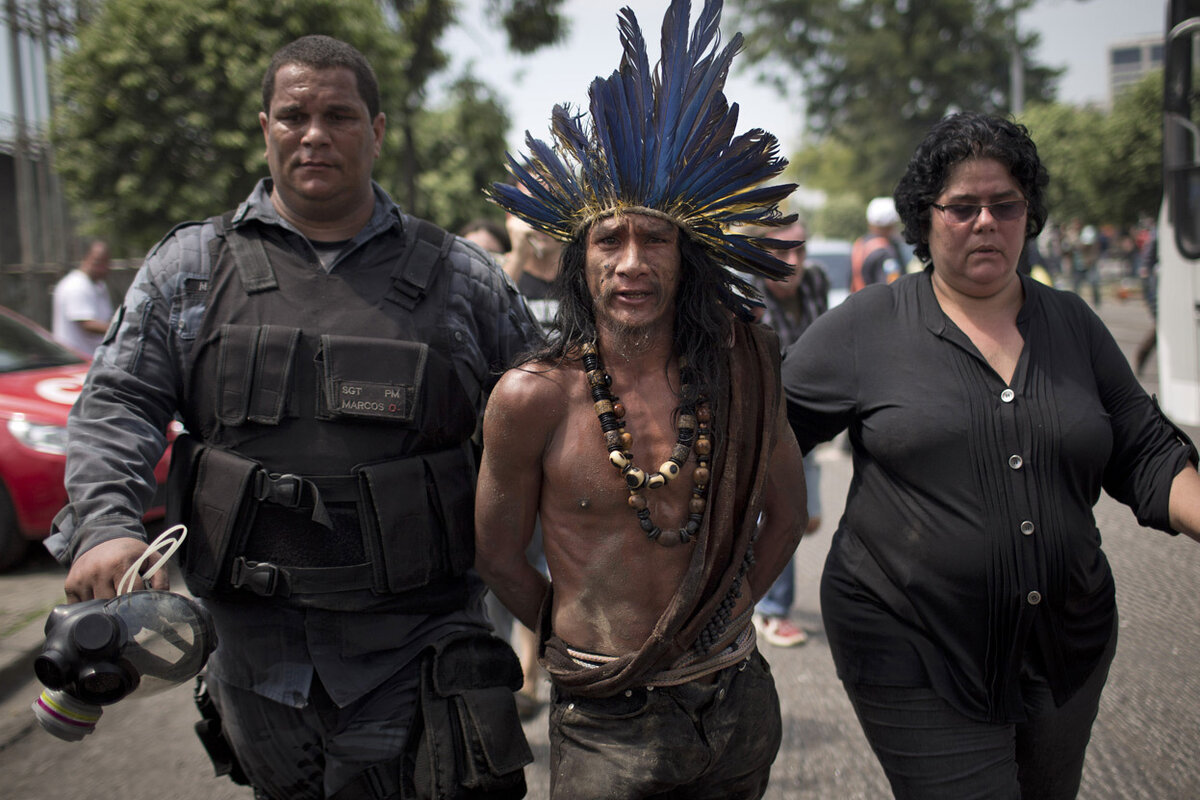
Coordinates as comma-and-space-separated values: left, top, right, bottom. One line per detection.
518, 229, 733, 433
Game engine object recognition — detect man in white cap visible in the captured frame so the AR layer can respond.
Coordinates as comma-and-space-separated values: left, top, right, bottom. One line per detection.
850, 196, 904, 292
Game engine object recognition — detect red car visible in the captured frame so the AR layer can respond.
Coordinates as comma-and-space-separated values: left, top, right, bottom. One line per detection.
0, 306, 174, 571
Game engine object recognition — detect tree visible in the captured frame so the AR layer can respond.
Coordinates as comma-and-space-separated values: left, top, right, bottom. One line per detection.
1018, 101, 1105, 223
1020, 71, 1162, 229
53, 0, 408, 251
730, 0, 1061, 201
1095, 71, 1162, 225
51, 0, 568, 252
412, 74, 513, 232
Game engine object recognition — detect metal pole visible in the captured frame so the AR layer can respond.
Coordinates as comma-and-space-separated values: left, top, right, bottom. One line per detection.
6, 0, 38, 265
38, 0, 68, 265
1010, 0, 1024, 115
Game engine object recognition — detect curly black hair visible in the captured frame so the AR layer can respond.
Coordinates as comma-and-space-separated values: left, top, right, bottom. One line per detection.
894, 112, 1049, 264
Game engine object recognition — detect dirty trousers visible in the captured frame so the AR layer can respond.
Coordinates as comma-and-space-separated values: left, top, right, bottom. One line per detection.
548, 649, 782, 800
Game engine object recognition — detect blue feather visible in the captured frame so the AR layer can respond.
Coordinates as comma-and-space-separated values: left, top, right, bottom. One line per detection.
489, 0, 794, 288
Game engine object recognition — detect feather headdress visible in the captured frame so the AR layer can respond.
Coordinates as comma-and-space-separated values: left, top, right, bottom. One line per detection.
487, 0, 797, 297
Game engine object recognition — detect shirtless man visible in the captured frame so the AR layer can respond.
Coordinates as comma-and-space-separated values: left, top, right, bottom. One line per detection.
475, 6, 805, 796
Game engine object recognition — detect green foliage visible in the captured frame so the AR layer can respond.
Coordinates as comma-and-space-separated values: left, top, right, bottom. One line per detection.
51, 0, 568, 253
412, 74, 513, 233
1099, 72, 1163, 224
731, 0, 1060, 200
53, 0, 406, 251
788, 137, 858, 201
488, 0, 568, 53
809, 193, 868, 241
1020, 71, 1162, 228
1018, 102, 1105, 223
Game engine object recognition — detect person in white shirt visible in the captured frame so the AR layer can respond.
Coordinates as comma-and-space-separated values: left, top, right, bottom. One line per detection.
52, 240, 114, 356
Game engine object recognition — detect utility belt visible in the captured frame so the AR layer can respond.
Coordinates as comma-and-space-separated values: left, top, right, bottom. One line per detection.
194, 631, 533, 800
167, 433, 476, 611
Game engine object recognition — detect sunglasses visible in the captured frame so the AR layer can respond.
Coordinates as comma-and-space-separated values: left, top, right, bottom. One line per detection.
930, 200, 1028, 225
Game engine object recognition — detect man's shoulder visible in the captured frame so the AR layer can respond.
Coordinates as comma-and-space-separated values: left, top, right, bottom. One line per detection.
398, 212, 510, 285
55, 269, 87, 291
496, 358, 574, 396
145, 216, 222, 267
489, 360, 575, 427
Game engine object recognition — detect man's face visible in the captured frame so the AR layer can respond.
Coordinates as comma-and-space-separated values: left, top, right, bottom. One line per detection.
767, 223, 806, 298
82, 243, 111, 280
259, 64, 384, 218
585, 213, 681, 336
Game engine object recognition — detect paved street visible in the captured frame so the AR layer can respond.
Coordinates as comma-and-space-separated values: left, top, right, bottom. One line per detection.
0, 285, 1197, 799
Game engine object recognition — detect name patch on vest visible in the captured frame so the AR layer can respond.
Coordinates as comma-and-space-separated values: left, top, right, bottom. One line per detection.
335, 380, 412, 420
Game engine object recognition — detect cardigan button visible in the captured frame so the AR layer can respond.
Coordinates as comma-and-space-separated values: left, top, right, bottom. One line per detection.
1001, 389, 1015, 403
1009, 454, 1024, 470
1020, 520, 1035, 536
1027, 591, 1043, 606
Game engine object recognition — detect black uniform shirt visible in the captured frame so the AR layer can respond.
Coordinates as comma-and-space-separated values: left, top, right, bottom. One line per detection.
782, 267, 1194, 722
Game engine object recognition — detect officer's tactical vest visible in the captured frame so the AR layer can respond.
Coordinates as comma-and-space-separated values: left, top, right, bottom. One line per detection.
169, 213, 479, 612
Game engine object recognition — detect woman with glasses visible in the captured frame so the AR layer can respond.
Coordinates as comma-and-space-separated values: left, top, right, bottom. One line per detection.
781, 112, 1200, 799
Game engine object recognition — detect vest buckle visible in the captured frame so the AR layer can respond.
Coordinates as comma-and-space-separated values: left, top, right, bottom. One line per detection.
253, 471, 305, 509
229, 557, 282, 597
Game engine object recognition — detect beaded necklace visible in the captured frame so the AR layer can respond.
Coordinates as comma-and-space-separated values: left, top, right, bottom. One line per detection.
580, 342, 711, 547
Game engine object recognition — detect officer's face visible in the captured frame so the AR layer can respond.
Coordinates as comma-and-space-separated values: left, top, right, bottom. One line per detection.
259, 64, 385, 222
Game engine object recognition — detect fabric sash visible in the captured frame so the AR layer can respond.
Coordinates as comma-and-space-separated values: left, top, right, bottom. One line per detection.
540, 321, 783, 697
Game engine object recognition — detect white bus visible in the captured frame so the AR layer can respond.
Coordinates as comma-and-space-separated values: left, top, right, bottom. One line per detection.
1158, 0, 1200, 425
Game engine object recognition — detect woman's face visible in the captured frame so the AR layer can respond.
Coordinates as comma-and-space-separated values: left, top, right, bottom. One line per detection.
928, 157, 1027, 300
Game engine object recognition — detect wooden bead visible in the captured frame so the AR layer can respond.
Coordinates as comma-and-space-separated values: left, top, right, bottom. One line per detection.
656, 529, 685, 547
670, 444, 691, 463
613, 402, 626, 419
628, 493, 647, 511
605, 430, 624, 449
623, 466, 647, 489
690, 497, 706, 514
678, 414, 696, 432
693, 467, 710, 485
697, 405, 711, 423
695, 437, 712, 456
620, 431, 633, 450
609, 450, 630, 469
594, 400, 614, 416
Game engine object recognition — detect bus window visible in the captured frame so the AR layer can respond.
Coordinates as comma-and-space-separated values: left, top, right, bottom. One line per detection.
1164, 7, 1200, 258
1158, 0, 1200, 426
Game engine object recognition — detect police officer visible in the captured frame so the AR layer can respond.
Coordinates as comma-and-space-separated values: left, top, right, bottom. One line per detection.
46, 35, 540, 800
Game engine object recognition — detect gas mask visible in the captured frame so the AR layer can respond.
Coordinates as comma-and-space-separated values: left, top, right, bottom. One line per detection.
32, 589, 217, 741
31, 526, 216, 741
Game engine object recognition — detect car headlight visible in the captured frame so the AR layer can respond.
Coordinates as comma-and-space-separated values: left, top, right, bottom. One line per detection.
8, 414, 69, 456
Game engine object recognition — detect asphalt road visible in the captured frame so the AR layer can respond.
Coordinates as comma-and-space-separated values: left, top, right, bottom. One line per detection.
0, 286, 1196, 799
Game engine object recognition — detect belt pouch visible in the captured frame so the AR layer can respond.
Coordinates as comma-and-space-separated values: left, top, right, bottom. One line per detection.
216, 323, 299, 426
359, 456, 442, 593
178, 443, 260, 597
359, 447, 476, 594
316, 334, 426, 424
216, 324, 258, 426
405, 631, 531, 799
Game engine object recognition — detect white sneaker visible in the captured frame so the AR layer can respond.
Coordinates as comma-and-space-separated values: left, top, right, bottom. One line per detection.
754, 614, 808, 647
